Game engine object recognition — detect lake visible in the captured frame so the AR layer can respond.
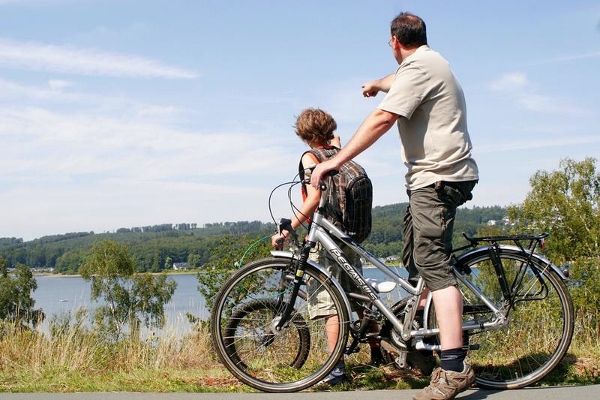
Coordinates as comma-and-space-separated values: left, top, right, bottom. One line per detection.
33, 267, 408, 336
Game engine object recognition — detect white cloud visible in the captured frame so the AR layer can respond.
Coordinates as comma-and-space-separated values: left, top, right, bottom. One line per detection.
489, 71, 590, 116
532, 51, 600, 65
1, 178, 273, 240
0, 77, 186, 118
0, 77, 81, 101
0, 108, 294, 239
477, 134, 600, 154
0, 38, 198, 79
0, 106, 292, 179
47, 79, 73, 91
0, 75, 303, 239
489, 72, 529, 92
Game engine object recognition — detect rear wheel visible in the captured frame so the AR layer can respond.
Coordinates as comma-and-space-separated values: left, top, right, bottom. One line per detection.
224, 298, 311, 370
211, 257, 350, 392
426, 247, 574, 389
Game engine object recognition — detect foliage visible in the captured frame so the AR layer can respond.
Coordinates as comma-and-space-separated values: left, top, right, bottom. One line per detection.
0, 257, 44, 327
508, 158, 600, 344
507, 157, 600, 263
0, 220, 275, 273
196, 235, 270, 310
569, 257, 600, 344
79, 240, 177, 339
0, 206, 508, 272
363, 203, 507, 256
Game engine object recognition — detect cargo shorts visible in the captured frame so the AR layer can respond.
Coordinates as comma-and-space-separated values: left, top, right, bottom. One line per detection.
403, 180, 477, 292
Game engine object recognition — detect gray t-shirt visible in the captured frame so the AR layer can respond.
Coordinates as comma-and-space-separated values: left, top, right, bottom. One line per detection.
378, 45, 479, 189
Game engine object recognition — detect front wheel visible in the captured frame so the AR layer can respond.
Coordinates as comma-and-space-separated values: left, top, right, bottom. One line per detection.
427, 247, 574, 389
211, 257, 350, 392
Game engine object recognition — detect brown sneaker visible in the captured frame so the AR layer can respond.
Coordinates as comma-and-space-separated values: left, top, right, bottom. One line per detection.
413, 364, 475, 400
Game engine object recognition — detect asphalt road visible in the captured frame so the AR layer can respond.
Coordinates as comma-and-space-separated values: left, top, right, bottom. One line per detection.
0, 385, 598, 400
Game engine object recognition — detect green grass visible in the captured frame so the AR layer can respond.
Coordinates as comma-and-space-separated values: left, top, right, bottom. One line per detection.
0, 320, 597, 392
0, 368, 247, 392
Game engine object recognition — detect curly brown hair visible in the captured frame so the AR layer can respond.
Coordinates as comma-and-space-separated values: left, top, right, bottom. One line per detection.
294, 108, 337, 146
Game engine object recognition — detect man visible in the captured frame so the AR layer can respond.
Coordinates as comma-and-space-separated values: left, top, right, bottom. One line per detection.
310, 12, 479, 400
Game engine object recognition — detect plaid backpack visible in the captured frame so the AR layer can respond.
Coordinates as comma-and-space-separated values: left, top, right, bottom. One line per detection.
299, 147, 373, 243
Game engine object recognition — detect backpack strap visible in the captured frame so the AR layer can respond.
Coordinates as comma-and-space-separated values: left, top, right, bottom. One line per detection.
297, 147, 338, 182
297, 147, 344, 228
298, 150, 322, 201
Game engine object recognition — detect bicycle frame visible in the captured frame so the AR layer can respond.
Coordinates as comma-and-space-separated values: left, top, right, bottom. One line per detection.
212, 178, 574, 392
276, 190, 509, 349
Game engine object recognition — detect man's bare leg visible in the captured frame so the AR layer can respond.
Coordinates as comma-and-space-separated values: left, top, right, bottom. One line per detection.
431, 285, 463, 349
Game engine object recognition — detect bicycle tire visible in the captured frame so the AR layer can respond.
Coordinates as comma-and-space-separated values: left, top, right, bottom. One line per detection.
211, 257, 350, 392
426, 246, 574, 389
223, 298, 311, 370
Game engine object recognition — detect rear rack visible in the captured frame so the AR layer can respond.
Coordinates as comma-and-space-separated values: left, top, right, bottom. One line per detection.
453, 232, 549, 255
462, 232, 549, 245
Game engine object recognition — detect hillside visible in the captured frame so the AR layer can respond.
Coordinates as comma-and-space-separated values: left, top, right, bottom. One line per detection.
0, 203, 507, 273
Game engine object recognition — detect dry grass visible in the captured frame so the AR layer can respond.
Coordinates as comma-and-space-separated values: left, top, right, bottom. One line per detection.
0, 317, 598, 392
0, 320, 239, 392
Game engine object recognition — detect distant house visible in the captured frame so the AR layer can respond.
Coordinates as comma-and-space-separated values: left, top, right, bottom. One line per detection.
172, 262, 189, 271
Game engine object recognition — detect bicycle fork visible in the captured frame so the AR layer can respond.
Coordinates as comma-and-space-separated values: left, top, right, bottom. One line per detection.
274, 242, 313, 331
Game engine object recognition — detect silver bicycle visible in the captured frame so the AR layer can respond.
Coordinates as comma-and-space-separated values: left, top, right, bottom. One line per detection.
210, 179, 574, 392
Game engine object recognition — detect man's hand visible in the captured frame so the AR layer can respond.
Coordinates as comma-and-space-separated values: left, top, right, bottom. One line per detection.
362, 80, 381, 97
310, 159, 338, 189
362, 74, 394, 97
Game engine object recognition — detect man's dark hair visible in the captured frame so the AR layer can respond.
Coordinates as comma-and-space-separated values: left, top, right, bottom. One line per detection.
391, 12, 427, 48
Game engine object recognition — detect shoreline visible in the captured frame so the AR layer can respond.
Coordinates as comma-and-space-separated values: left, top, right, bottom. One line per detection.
33, 270, 200, 277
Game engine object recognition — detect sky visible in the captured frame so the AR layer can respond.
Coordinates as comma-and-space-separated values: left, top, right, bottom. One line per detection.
1, 0, 599, 241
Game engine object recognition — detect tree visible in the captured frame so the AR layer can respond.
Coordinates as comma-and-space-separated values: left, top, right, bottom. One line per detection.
80, 240, 177, 339
508, 157, 600, 343
508, 157, 599, 263
187, 253, 202, 268
164, 256, 173, 270
0, 257, 44, 327
196, 235, 270, 310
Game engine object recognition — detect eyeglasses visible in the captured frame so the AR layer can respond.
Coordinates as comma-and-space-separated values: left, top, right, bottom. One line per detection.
388, 37, 393, 47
